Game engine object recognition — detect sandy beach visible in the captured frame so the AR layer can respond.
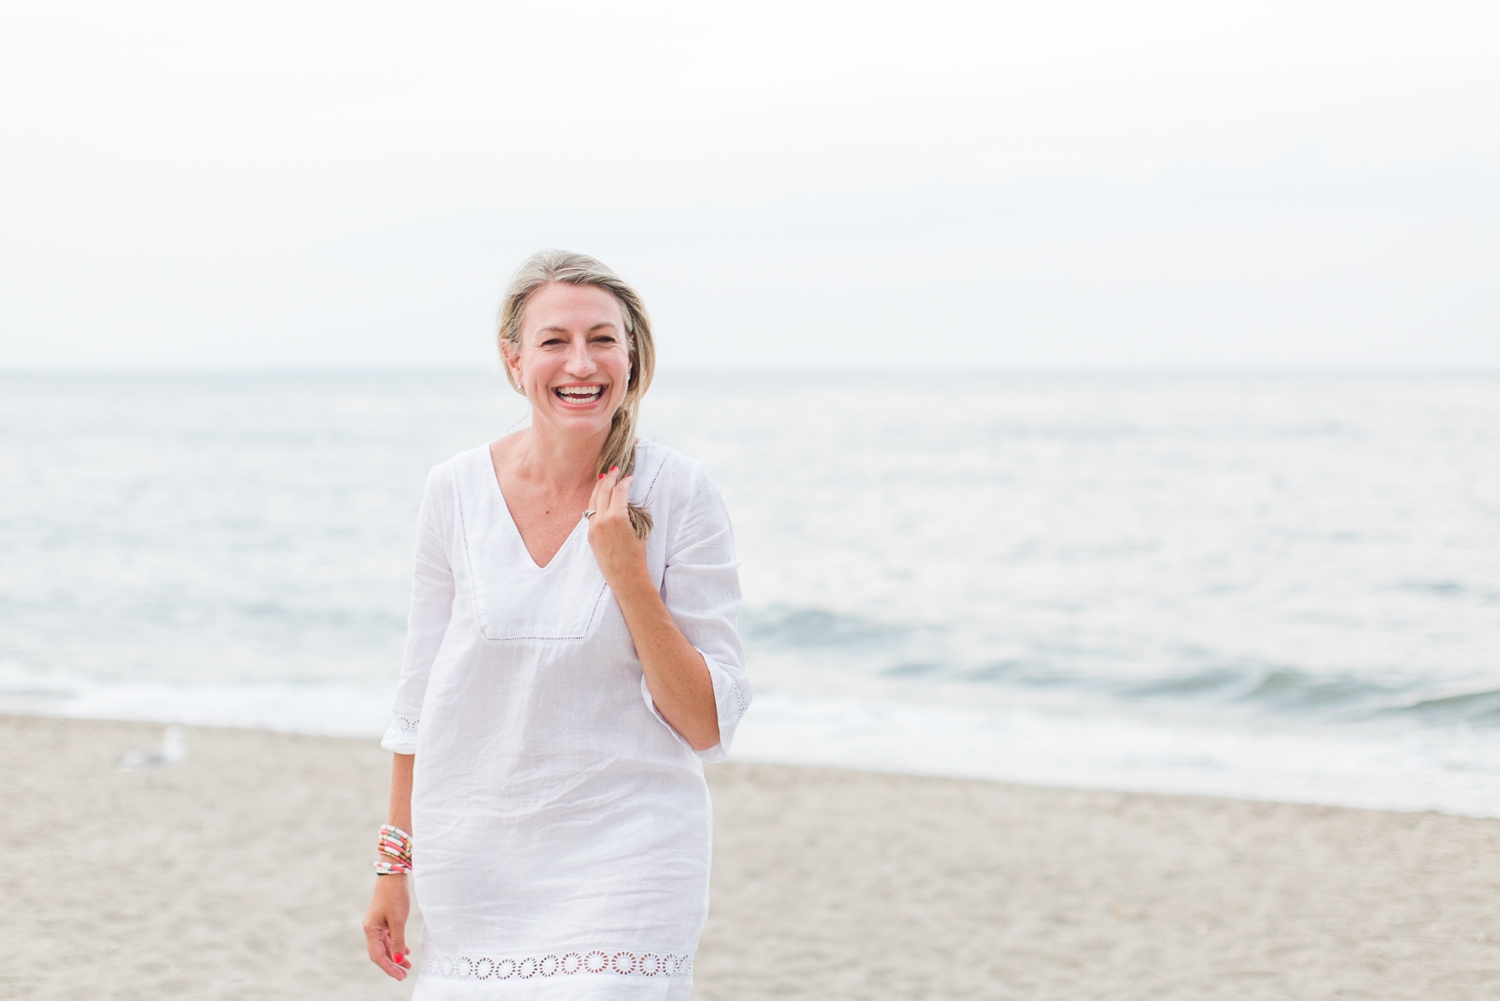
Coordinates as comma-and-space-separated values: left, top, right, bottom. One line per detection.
9, 714, 1500, 1000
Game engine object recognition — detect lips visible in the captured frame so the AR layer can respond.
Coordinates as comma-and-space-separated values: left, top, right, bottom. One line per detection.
554, 384, 606, 405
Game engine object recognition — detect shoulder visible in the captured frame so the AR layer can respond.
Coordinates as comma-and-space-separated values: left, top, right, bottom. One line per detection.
635, 441, 735, 559
633, 439, 720, 504
633, 440, 732, 548
422, 444, 490, 498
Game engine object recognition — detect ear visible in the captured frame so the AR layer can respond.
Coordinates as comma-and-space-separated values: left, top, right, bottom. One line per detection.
498, 338, 522, 383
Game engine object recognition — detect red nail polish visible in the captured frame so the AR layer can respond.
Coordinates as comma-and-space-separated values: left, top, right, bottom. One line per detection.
610, 466, 618, 472
598, 472, 605, 479
394, 953, 404, 963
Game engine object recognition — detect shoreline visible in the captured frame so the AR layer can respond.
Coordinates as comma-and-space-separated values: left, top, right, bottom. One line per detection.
10, 714, 1500, 999
7, 685, 1500, 820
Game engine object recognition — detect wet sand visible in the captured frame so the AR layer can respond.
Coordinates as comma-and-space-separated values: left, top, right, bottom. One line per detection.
8, 714, 1500, 1000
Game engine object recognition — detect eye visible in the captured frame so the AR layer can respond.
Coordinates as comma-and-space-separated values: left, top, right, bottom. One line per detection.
592, 334, 617, 344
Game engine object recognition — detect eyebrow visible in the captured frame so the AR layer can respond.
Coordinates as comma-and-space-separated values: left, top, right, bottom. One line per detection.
536, 322, 620, 334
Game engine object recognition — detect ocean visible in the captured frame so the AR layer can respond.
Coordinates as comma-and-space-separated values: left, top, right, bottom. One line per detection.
2, 371, 1497, 814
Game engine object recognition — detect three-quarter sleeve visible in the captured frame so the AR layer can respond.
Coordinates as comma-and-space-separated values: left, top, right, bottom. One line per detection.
381, 463, 456, 753
650, 460, 752, 762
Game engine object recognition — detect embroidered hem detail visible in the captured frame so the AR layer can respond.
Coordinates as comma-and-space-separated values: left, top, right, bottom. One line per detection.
394, 715, 419, 732
423, 951, 692, 980
727, 677, 749, 720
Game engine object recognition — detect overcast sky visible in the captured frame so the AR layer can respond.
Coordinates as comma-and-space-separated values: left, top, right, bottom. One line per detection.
1, 1, 1496, 372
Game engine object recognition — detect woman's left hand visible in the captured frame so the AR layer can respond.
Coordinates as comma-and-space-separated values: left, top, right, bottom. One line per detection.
585, 465, 721, 750
586, 467, 647, 589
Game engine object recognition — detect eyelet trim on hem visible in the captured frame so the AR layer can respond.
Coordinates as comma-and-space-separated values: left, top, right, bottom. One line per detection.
423, 951, 692, 981
393, 715, 419, 732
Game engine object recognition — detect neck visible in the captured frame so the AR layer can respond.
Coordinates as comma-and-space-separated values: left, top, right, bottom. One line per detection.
510, 420, 610, 491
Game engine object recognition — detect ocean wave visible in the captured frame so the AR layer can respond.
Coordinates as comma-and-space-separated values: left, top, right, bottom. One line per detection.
1389, 688, 1500, 724
743, 606, 1348, 702
741, 606, 917, 650
1395, 580, 1500, 603
740, 608, 1499, 728
1128, 668, 1500, 726
1230, 668, 1408, 714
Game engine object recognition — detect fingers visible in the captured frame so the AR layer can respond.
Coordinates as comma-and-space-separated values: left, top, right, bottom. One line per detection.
364, 922, 409, 981
589, 467, 629, 521
392, 928, 412, 973
609, 473, 633, 514
588, 466, 615, 516
587, 469, 602, 513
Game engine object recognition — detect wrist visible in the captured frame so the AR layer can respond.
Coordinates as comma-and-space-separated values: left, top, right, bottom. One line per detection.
607, 560, 657, 605
375, 823, 413, 877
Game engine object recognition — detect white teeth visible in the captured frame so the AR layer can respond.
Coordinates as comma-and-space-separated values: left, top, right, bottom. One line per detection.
556, 386, 604, 402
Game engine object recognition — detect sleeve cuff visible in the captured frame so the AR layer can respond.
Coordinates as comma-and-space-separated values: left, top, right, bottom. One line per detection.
380, 715, 420, 754
640, 652, 750, 763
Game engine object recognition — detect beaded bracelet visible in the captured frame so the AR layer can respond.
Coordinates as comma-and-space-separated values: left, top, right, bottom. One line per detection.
375, 823, 413, 875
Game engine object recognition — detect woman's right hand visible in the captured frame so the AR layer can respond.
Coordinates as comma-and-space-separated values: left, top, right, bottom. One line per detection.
363, 874, 413, 980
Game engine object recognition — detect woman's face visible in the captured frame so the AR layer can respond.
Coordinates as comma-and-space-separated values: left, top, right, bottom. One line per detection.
506, 282, 633, 440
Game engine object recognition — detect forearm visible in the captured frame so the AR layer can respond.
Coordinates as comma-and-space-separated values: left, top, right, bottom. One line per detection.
612, 567, 720, 750
388, 753, 414, 833
366, 752, 414, 979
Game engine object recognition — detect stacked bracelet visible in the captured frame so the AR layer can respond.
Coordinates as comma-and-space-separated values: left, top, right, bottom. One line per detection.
375, 823, 413, 876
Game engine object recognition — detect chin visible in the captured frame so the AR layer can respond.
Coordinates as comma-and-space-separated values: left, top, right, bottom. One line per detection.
544, 406, 616, 437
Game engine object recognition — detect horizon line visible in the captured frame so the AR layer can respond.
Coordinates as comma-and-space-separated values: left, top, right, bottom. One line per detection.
2, 363, 1498, 379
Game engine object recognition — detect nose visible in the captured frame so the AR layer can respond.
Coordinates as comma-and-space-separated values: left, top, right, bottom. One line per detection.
564, 336, 596, 376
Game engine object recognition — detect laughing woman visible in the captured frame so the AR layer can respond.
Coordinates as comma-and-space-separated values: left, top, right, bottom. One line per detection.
362, 250, 751, 1000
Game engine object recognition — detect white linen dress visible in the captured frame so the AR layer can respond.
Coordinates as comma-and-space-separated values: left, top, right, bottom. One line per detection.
380, 440, 751, 1000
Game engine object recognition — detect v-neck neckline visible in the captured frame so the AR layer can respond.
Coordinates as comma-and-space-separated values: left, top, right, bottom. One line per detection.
483, 448, 590, 571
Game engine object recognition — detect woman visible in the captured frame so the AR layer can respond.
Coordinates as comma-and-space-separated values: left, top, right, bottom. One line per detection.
362, 250, 751, 999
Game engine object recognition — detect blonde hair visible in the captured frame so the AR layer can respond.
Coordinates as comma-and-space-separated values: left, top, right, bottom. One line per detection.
498, 249, 656, 538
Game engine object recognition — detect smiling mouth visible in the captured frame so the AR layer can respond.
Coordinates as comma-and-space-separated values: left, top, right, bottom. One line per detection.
554, 385, 606, 405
